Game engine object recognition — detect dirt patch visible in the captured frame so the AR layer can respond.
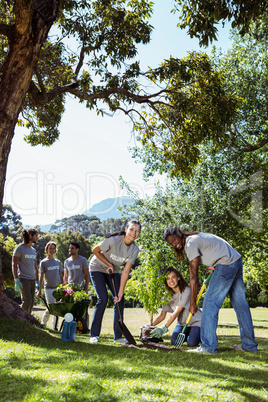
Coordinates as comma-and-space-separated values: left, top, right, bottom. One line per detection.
123, 341, 180, 351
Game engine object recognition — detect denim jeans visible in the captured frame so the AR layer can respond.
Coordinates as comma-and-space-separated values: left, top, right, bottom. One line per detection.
201, 257, 258, 353
90, 271, 124, 340
171, 324, 200, 346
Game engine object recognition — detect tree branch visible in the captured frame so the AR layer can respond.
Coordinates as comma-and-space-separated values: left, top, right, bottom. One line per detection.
27, 80, 172, 109
74, 45, 85, 77
229, 137, 268, 160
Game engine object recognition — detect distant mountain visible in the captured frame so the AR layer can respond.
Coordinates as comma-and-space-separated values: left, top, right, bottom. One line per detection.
83, 196, 135, 221
39, 196, 135, 231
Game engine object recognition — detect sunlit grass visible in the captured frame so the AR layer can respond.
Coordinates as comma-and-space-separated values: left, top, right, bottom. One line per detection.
0, 307, 267, 401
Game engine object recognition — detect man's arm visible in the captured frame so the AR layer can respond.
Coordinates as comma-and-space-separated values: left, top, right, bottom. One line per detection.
34, 260, 39, 280
37, 272, 44, 298
189, 256, 200, 315
12, 256, 19, 278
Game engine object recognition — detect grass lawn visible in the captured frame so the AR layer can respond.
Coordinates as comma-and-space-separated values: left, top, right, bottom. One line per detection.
0, 306, 267, 401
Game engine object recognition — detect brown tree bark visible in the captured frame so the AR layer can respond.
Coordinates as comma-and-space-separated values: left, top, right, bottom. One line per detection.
0, 0, 60, 323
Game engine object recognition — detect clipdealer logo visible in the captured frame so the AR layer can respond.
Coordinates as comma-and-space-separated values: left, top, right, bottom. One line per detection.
4, 170, 154, 219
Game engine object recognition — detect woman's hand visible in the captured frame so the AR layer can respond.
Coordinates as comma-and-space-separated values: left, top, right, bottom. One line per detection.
114, 291, 123, 304
106, 265, 114, 274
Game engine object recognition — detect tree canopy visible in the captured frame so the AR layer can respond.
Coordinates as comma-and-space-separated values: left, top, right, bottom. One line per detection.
0, 205, 23, 241
123, 19, 268, 309
132, 17, 268, 178
173, 0, 268, 46
0, 0, 242, 214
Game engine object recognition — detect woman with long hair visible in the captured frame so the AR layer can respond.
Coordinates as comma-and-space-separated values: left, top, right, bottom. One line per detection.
89, 219, 141, 344
149, 267, 201, 346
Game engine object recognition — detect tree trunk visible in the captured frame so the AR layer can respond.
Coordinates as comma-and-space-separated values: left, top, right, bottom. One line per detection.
0, 0, 60, 323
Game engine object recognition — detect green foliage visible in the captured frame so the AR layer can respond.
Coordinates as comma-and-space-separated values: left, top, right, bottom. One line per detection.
126, 253, 170, 322
0, 234, 17, 285
132, 19, 268, 179
133, 52, 239, 178
0, 0, 156, 144
173, 0, 268, 46
50, 215, 101, 236
0, 0, 246, 180
49, 215, 126, 237
243, 245, 268, 294
121, 139, 268, 298
0, 205, 23, 242
122, 21, 268, 304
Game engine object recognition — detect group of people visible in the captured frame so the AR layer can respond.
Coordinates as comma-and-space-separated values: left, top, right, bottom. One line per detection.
12, 229, 90, 330
12, 223, 258, 353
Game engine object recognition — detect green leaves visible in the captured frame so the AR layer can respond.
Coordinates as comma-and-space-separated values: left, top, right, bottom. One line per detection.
133, 52, 239, 178
173, 0, 268, 47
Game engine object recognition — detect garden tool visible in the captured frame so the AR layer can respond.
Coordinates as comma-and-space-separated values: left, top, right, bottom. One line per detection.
109, 271, 136, 345
174, 270, 214, 349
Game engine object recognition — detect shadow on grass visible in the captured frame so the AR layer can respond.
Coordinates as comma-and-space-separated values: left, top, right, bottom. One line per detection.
218, 322, 268, 330
1, 318, 267, 402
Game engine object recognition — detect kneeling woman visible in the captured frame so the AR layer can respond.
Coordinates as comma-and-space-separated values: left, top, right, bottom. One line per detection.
151, 267, 202, 346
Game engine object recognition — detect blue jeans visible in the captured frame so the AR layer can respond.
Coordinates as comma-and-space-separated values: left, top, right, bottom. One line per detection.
171, 324, 200, 346
201, 257, 258, 353
90, 271, 124, 340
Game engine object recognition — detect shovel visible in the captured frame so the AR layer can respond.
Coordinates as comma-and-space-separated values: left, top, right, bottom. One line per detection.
173, 270, 214, 349
109, 271, 136, 345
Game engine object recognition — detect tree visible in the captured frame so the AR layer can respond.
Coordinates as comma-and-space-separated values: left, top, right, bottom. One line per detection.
0, 204, 23, 241
0, 0, 240, 217
97, 218, 126, 236
132, 18, 268, 178
0, 1, 260, 321
0, 234, 17, 285
122, 163, 268, 303
173, 0, 268, 46
50, 214, 101, 236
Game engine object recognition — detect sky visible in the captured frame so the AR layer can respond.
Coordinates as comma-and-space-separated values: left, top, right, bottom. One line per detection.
3, 1, 232, 226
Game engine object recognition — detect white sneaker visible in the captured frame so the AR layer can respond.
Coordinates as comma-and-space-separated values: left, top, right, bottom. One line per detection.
89, 336, 99, 344
187, 346, 210, 354
114, 338, 127, 344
